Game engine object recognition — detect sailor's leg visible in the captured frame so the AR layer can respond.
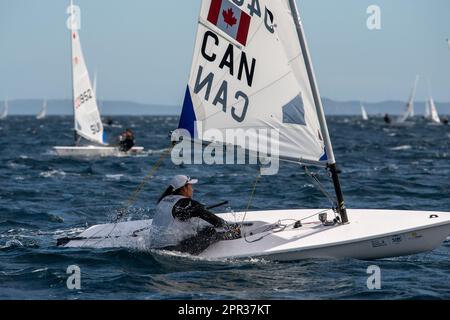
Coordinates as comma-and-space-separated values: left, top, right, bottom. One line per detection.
161, 227, 220, 255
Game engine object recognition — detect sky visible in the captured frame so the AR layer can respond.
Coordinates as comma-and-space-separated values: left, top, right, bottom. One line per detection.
1, 0, 450, 107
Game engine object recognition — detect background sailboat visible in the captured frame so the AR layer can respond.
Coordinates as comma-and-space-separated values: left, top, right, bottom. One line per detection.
424, 100, 431, 119
361, 103, 369, 121
397, 75, 419, 123
0, 99, 8, 120
59, 0, 450, 260
428, 96, 441, 124
36, 99, 47, 120
426, 80, 441, 124
54, 1, 143, 157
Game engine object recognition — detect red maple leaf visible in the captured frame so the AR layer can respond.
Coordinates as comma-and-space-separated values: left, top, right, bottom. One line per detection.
222, 8, 237, 28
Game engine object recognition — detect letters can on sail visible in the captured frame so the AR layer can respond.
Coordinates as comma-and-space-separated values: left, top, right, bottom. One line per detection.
179, 0, 329, 165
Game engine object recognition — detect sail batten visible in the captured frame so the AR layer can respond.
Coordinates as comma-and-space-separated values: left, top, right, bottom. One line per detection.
179, 0, 336, 166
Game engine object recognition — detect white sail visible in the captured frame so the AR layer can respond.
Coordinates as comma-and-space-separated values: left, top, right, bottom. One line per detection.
361, 104, 368, 121
36, 99, 47, 119
424, 100, 431, 119
70, 5, 105, 145
178, 0, 332, 165
397, 76, 419, 123
0, 99, 8, 120
429, 97, 441, 124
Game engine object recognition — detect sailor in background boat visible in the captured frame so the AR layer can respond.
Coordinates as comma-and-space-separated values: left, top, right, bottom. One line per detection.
152, 175, 241, 255
384, 113, 391, 124
118, 128, 135, 152
442, 116, 449, 125
105, 117, 114, 127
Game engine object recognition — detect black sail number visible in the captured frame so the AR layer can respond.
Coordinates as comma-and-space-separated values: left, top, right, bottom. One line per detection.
90, 122, 101, 135
78, 89, 93, 106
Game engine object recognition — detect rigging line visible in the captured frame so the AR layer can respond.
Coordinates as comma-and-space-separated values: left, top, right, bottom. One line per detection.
241, 172, 261, 243
303, 166, 337, 209
243, 209, 334, 244
115, 145, 174, 222
78, 145, 173, 248
242, 172, 261, 224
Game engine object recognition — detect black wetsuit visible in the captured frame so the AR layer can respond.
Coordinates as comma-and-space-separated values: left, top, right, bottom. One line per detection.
119, 135, 135, 152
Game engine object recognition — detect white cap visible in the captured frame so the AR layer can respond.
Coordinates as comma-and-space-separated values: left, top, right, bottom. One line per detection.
170, 175, 198, 190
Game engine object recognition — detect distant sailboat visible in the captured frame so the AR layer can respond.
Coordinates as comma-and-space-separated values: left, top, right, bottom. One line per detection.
53, 1, 143, 157
60, 0, 450, 261
428, 96, 441, 124
361, 104, 369, 121
0, 99, 8, 120
397, 76, 419, 123
424, 100, 431, 120
36, 99, 47, 120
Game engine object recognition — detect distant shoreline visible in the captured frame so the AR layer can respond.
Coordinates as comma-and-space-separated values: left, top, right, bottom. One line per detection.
3, 99, 450, 116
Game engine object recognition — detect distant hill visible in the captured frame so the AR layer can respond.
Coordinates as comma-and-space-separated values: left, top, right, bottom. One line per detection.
3, 100, 180, 116
3, 98, 450, 116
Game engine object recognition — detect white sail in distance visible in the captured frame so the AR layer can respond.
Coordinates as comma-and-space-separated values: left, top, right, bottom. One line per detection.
178, 0, 335, 166
37, 99, 47, 120
424, 100, 431, 119
0, 99, 8, 120
69, 4, 105, 145
429, 96, 441, 124
361, 104, 369, 121
397, 76, 419, 123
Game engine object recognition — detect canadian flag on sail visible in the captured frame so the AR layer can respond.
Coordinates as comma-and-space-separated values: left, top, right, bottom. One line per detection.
207, 0, 251, 46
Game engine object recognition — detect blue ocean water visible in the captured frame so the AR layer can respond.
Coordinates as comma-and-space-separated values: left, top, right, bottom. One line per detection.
0, 115, 449, 300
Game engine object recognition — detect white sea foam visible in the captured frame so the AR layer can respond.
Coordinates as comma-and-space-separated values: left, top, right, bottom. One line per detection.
0, 239, 24, 249
39, 170, 66, 178
105, 174, 124, 181
390, 145, 412, 151
31, 268, 48, 273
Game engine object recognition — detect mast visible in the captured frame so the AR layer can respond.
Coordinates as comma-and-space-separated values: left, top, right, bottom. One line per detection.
288, 0, 349, 224
69, 0, 78, 145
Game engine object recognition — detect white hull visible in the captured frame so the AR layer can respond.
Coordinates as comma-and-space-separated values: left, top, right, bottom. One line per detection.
60, 209, 450, 261
53, 146, 144, 157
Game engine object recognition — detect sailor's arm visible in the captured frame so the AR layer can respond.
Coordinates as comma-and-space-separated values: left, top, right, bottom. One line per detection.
172, 199, 227, 228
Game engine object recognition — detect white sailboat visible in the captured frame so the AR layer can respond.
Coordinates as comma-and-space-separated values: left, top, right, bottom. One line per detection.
396, 76, 419, 124
36, 99, 47, 120
0, 99, 7, 120
59, 0, 450, 260
424, 100, 431, 120
54, 2, 143, 157
428, 96, 441, 124
361, 104, 369, 121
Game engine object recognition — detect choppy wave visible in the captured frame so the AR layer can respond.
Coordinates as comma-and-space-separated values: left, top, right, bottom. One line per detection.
1, 115, 450, 299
